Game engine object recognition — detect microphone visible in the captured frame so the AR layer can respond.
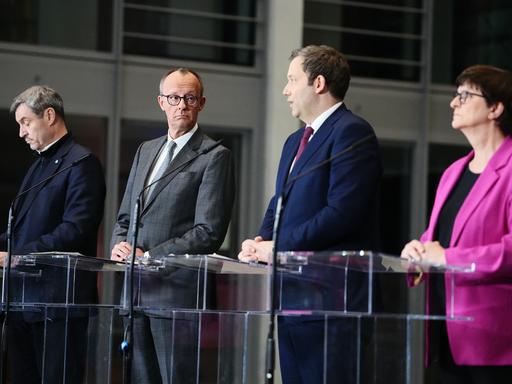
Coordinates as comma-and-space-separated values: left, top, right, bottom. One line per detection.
0, 152, 91, 384
264, 133, 374, 383
120, 139, 222, 384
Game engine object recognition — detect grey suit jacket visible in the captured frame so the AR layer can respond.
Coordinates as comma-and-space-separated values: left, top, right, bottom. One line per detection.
111, 128, 235, 257
111, 128, 235, 310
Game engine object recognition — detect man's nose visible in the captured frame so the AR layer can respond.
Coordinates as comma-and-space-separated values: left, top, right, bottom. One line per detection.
177, 97, 188, 108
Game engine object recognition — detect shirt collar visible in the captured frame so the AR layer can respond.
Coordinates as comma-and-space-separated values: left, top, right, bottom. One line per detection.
309, 101, 343, 135
37, 132, 70, 158
168, 124, 198, 153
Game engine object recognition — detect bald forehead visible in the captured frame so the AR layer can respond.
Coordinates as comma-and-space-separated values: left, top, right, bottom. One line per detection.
161, 71, 202, 95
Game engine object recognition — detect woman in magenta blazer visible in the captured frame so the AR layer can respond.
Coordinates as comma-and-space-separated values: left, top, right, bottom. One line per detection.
402, 65, 512, 384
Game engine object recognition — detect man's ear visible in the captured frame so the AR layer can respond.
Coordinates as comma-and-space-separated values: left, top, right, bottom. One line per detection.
45, 107, 57, 126
157, 95, 166, 111
313, 74, 328, 94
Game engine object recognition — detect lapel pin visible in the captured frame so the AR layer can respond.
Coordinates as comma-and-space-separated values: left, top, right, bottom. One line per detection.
55, 159, 59, 164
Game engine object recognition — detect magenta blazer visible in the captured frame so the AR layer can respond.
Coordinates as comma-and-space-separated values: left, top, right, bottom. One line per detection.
421, 136, 512, 365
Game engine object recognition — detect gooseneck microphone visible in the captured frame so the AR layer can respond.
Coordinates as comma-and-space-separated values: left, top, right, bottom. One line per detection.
265, 134, 374, 383
0, 152, 91, 384
120, 140, 222, 384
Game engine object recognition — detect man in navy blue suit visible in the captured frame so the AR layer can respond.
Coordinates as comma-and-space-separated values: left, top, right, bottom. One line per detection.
0, 85, 106, 383
239, 45, 381, 384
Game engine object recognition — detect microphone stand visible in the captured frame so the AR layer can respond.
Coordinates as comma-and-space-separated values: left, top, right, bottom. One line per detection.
0, 203, 14, 384
265, 193, 284, 383
0, 153, 90, 384
119, 140, 223, 384
120, 197, 141, 384
263, 133, 374, 383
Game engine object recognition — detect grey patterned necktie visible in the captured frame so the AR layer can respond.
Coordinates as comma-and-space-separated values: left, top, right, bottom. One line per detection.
144, 141, 176, 203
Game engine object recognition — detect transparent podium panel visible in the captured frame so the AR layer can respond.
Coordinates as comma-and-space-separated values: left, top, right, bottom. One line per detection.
2, 252, 124, 306
124, 310, 268, 384
122, 254, 269, 313
3, 306, 121, 384
280, 314, 426, 384
275, 251, 475, 318
0, 253, 270, 384
0, 251, 476, 383
1, 306, 269, 384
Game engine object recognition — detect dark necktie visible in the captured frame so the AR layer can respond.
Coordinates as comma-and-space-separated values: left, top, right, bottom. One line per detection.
295, 126, 314, 161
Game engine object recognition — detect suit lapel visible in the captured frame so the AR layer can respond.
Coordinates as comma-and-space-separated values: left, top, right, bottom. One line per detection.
289, 105, 345, 179
13, 159, 40, 215
284, 105, 345, 197
450, 137, 512, 245
135, 136, 167, 200
14, 139, 73, 229
141, 130, 204, 214
277, 132, 301, 196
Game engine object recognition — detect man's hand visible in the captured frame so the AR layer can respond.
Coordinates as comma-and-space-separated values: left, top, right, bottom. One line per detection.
238, 236, 273, 263
0, 251, 6, 266
111, 241, 144, 261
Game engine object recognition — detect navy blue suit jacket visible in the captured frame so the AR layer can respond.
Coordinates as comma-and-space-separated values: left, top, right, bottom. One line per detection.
0, 135, 106, 317
259, 104, 381, 384
259, 104, 381, 252
0, 135, 105, 256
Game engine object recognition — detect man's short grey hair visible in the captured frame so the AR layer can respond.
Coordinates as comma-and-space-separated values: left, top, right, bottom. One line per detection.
10, 85, 65, 120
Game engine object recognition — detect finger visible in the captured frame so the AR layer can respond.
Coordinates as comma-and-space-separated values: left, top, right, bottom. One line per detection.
113, 247, 125, 258
111, 253, 124, 261
240, 249, 256, 260
401, 244, 422, 261
411, 240, 426, 254
119, 244, 132, 254
242, 239, 257, 247
405, 249, 422, 261
242, 240, 257, 253
242, 243, 257, 254
239, 254, 257, 262
118, 242, 133, 253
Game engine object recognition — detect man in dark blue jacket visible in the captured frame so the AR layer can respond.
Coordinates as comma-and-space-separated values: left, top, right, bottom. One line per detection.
239, 45, 381, 384
0, 85, 106, 383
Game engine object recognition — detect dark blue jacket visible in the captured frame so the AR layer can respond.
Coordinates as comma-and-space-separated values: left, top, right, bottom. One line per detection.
259, 104, 381, 252
0, 135, 106, 319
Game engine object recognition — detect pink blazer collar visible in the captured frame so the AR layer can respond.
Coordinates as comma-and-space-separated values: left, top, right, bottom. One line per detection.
428, 136, 512, 246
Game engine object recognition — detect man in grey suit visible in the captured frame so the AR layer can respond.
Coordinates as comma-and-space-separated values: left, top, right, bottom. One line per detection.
111, 68, 235, 383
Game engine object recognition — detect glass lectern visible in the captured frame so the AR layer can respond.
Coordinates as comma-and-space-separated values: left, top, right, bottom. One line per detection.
1, 251, 473, 383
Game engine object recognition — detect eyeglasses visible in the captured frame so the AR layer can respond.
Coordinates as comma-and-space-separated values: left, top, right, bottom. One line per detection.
160, 94, 201, 107
453, 90, 486, 104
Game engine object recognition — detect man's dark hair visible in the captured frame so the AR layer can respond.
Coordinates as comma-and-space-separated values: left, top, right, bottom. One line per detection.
290, 45, 351, 101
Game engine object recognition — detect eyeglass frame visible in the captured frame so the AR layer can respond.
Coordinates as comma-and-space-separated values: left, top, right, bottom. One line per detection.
453, 90, 486, 105
159, 93, 202, 107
